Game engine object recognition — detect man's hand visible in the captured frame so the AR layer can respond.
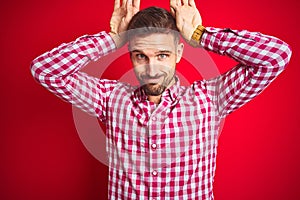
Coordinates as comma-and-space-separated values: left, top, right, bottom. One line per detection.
109, 0, 140, 48
170, 0, 202, 44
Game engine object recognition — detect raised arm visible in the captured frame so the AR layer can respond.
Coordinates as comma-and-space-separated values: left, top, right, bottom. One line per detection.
170, 0, 292, 118
30, 0, 140, 120
30, 32, 117, 120
200, 28, 292, 117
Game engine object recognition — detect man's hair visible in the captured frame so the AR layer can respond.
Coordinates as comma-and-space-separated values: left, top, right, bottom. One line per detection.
126, 6, 180, 42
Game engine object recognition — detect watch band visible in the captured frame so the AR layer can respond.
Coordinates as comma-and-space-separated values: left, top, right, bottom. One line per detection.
190, 25, 206, 47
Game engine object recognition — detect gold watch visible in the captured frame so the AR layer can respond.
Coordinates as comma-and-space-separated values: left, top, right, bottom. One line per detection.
190, 25, 206, 47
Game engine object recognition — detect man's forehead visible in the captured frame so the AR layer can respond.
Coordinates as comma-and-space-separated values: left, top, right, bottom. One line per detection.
128, 33, 177, 51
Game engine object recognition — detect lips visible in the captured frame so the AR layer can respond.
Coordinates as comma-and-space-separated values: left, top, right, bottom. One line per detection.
141, 75, 164, 84
144, 78, 161, 84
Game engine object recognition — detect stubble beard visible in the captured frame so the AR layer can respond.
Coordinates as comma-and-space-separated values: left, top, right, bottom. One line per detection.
142, 83, 166, 96
141, 74, 175, 96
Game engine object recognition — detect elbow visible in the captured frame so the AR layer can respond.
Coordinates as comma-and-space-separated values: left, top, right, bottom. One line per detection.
271, 39, 292, 71
30, 58, 39, 82
283, 42, 292, 68
30, 54, 67, 88
30, 58, 38, 79
30, 55, 47, 84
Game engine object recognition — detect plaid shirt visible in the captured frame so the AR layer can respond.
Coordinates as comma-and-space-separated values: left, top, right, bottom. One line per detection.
31, 27, 291, 199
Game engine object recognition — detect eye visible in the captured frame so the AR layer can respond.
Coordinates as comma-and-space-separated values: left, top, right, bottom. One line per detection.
136, 54, 146, 60
157, 54, 169, 60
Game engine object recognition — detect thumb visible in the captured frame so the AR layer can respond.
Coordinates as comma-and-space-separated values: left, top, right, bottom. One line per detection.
170, 6, 176, 17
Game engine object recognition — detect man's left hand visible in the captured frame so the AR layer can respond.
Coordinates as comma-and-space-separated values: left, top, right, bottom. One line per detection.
170, 0, 202, 43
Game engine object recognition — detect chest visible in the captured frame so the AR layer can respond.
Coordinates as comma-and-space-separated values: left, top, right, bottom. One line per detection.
107, 88, 216, 152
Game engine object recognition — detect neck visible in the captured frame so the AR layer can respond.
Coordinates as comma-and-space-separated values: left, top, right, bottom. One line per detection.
148, 95, 161, 105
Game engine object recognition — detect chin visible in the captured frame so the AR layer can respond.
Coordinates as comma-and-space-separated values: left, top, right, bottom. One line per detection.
142, 84, 166, 96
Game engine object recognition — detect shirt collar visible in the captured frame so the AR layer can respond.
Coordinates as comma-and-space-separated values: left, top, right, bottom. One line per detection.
133, 76, 180, 103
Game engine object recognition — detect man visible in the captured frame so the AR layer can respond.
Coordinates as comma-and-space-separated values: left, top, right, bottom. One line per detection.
31, 0, 291, 199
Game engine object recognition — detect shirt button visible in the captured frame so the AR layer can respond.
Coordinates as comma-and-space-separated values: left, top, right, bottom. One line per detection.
152, 170, 158, 176
151, 143, 157, 150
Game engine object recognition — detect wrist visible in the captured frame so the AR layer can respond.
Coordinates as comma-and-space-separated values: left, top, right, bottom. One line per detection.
109, 32, 125, 49
189, 25, 206, 47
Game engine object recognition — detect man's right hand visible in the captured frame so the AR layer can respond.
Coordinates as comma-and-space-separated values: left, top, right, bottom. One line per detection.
109, 0, 140, 48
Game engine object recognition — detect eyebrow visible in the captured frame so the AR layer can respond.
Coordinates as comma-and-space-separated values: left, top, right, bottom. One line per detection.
130, 49, 173, 54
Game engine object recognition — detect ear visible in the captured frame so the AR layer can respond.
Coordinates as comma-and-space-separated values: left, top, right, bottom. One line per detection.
176, 43, 184, 63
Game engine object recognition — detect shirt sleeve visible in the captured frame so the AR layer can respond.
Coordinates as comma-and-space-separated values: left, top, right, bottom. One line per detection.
195, 27, 292, 118
30, 31, 118, 121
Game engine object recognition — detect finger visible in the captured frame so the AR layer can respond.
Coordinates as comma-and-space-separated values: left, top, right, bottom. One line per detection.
188, 0, 196, 6
126, 0, 134, 19
170, 0, 176, 7
126, 0, 133, 11
182, 0, 188, 5
133, 0, 140, 9
176, 0, 182, 6
170, 6, 176, 17
122, 0, 127, 7
114, 0, 120, 9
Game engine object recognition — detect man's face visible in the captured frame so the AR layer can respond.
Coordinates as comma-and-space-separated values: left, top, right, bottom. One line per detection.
129, 33, 183, 96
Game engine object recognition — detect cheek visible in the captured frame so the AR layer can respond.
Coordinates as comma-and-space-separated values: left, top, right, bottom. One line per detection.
162, 60, 176, 74
133, 65, 145, 76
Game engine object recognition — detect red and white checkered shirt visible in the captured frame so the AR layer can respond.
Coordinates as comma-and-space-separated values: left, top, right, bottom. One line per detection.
31, 27, 291, 199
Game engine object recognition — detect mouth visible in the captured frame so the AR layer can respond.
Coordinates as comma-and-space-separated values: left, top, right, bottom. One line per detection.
141, 75, 164, 85
144, 79, 160, 85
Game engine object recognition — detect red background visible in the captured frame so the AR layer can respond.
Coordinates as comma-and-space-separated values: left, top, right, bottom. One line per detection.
1, 0, 300, 199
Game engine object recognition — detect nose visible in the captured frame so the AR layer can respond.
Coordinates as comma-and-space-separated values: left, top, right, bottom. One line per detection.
146, 58, 160, 77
